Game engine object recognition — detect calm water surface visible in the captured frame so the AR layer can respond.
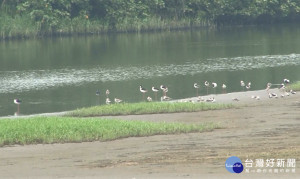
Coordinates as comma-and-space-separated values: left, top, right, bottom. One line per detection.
1, 25, 300, 116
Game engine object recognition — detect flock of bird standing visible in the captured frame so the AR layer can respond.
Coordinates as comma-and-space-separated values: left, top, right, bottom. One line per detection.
94, 78, 296, 105
12, 78, 296, 115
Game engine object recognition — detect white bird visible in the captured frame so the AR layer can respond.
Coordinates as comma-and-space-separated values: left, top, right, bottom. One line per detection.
152, 86, 159, 92
279, 83, 285, 89
14, 99, 22, 115
140, 85, 147, 93
271, 93, 278, 98
212, 82, 217, 88
14, 99, 22, 105
240, 81, 245, 91
212, 82, 217, 94
197, 96, 205, 102
106, 89, 110, 97
161, 96, 172, 101
222, 84, 226, 94
268, 93, 273, 98
106, 98, 111, 105
283, 79, 290, 84
206, 97, 215, 103
147, 96, 152, 102
194, 83, 200, 96
290, 90, 296, 94
152, 86, 159, 100
204, 81, 210, 95
114, 98, 122, 103
266, 83, 272, 92
160, 85, 168, 96
256, 96, 260, 100
246, 82, 251, 90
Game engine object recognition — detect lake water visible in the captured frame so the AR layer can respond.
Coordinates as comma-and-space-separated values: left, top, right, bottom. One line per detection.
1, 24, 300, 116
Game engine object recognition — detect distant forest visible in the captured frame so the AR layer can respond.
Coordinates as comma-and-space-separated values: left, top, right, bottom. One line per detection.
1, 0, 299, 39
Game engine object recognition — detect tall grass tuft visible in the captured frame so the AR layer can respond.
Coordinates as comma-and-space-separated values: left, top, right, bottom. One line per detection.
67, 102, 233, 117
0, 117, 221, 146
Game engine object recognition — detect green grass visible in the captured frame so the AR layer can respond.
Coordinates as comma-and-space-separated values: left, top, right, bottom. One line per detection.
287, 81, 300, 91
0, 117, 221, 147
67, 102, 233, 117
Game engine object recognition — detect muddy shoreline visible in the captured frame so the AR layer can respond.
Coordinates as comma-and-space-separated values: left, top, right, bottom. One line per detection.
0, 89, 299, 178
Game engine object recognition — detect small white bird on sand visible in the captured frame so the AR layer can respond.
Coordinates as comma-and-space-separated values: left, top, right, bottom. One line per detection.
106, 98, 111, 105
114, 98, 122, 103
161, 96, 172, 101
206, 97, 215, 103
271, 93, 278, 98
290, 90, 296, 94
147, 96, 152, 102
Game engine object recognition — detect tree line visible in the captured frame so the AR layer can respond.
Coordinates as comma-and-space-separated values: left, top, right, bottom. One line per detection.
0, 0, 299, 39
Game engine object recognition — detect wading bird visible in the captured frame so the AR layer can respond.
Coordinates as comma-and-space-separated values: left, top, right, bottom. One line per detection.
96, 90, 100, 105
246, 82, 251, 90
204, 81, 210, 95
222, 84, 227, 94
139, 85, 148, 100
240, 81, 245, 91
106, 89, 110, 97
194, 83, 200, 96
160, 85, 168, 97
212, 82, 217, 94
283, 79, 290, 84
266, 83, 272, 93
152, 86, 159, 100
14, 99, 22, 115
106, 98, 111, 105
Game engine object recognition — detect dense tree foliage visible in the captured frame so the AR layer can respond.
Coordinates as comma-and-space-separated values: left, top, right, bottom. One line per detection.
0, 0, 299, 38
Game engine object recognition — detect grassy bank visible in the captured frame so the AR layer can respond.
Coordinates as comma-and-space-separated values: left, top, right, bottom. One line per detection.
287, 81, 300, 91
0, 14, 209, 40
0, 117, 220, 147
67, 102, 233, 117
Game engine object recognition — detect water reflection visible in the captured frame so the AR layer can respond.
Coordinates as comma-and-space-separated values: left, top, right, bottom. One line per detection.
0, 54, 299, 94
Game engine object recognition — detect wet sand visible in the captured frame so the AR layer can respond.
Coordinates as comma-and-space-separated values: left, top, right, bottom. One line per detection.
0, 89, 299, 178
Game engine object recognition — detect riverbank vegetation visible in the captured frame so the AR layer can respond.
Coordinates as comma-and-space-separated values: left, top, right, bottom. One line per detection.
0, 117, 220, 146
288, 81, 300, 91
67, 102, 233, 117
1, 0, 299, 40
